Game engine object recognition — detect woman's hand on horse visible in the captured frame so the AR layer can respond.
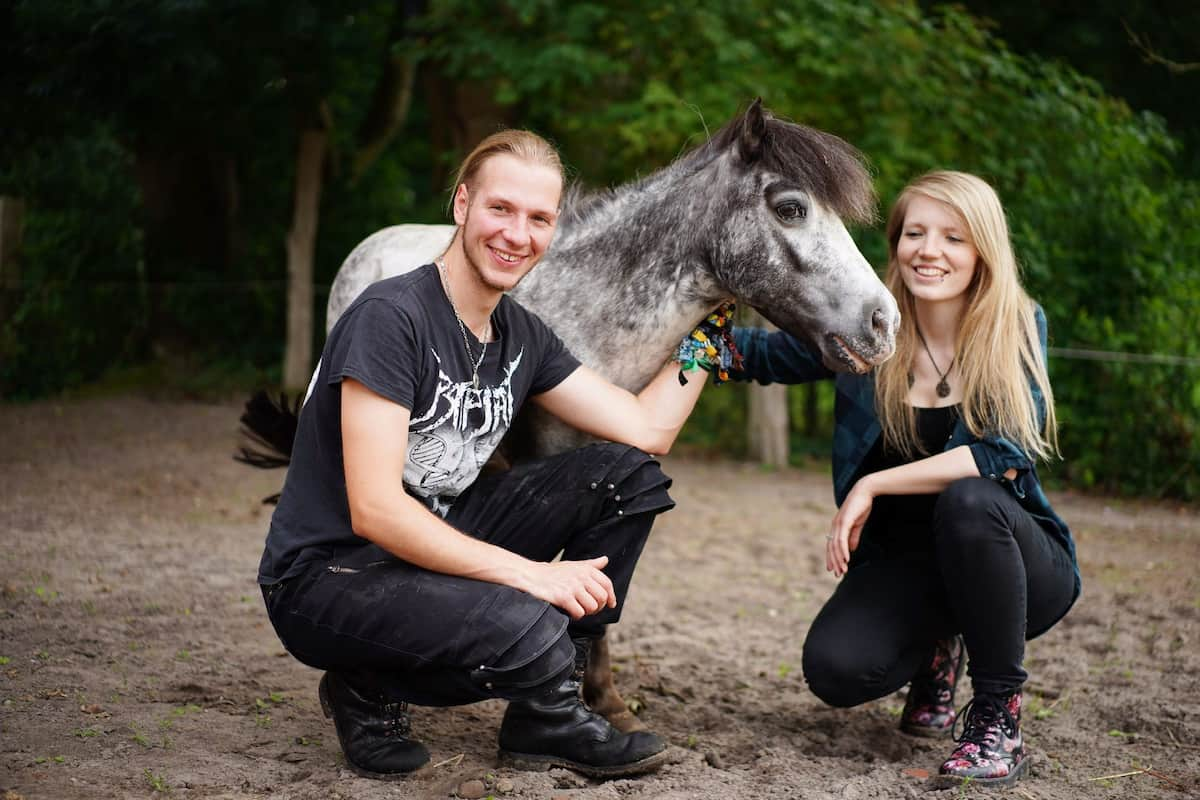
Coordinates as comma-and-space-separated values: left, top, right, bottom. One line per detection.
524, 556, 616, 620
827, 479, 873, 577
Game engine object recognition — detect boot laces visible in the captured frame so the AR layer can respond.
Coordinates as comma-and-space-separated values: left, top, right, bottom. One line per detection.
952, 694, 1016, 747
382, 701, 412, 737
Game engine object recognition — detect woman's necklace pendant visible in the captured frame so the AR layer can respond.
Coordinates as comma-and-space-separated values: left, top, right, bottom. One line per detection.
472, 373, 480, 391
936, 378, 951, 398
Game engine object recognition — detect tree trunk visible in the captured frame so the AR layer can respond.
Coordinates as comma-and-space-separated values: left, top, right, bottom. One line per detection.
423, 70, 513, 194
350, 0, 424, 183
803, 382, 818, 436
0, 196, 24, 324
283, 128, 327, 392
745, 310, 790, 467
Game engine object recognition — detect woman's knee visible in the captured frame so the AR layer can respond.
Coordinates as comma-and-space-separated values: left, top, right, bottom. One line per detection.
802, 628, 882, 708
934, 477, 1008, 540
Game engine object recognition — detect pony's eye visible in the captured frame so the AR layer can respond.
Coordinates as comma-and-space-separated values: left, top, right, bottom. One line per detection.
776, 201, 807, 221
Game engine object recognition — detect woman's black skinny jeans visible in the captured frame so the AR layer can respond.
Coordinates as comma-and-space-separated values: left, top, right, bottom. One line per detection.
803, 477, 1076, 703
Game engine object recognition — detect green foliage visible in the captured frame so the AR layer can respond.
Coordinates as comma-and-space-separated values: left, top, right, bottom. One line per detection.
2, 0, 1196, 497
0, 130, 146, 398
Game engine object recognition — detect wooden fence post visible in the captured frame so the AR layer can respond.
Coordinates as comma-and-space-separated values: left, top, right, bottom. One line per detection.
744, 309, 789, 467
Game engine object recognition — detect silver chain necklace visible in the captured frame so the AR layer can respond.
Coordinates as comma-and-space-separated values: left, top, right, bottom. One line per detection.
435, 258, 491, 390
914, 325, 955, 399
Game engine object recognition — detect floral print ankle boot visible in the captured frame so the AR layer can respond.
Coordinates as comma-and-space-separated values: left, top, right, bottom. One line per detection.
935, 691, 1029, 788
900, 635, 965, 737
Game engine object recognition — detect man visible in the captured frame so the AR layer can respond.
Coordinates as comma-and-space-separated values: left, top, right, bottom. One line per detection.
257, 129, 711, 780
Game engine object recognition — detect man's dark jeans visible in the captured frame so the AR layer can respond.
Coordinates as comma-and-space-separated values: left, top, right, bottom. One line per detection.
263, 443, 673, 706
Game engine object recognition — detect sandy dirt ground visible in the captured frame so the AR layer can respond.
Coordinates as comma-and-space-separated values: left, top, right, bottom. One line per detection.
1, 395, 1198, 800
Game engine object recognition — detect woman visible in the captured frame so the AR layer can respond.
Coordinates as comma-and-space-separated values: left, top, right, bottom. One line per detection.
732, 171, 1079, 787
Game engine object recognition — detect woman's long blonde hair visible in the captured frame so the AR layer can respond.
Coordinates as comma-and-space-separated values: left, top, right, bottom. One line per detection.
875, 171, 1058, 461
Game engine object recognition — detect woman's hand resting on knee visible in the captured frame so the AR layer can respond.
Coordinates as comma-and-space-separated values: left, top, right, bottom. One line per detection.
828, 479, 874, 577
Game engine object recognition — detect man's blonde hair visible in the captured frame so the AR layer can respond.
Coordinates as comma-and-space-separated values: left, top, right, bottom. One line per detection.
875, 171, 1058, 461
447, 129, 564, 214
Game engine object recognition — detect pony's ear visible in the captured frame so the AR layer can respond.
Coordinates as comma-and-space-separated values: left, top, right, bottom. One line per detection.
738, 98, 767, 163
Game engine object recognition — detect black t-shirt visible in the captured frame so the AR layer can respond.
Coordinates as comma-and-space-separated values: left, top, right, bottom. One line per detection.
258, 263, 580, 584
858, 404, 960, 554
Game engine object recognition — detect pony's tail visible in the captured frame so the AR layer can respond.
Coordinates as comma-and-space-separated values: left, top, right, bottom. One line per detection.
235, 390, 300, 478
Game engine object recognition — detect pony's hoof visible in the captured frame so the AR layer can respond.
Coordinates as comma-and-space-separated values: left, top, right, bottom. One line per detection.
604, 708, 647, 734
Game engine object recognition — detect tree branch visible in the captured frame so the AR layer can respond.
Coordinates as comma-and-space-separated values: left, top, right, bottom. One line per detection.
351, 0, 426, 183
1123, 20, 1200, 75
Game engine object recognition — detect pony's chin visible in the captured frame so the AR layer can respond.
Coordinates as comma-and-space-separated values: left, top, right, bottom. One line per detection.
828, 335, 872, 374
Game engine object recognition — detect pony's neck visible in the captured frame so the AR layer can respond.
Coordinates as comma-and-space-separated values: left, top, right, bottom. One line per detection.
512, 153, 735, 390
559, 158, 728, 304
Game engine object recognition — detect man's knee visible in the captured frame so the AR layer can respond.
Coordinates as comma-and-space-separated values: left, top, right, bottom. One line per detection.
582, 443, 674, 518
469, 611, 574, 701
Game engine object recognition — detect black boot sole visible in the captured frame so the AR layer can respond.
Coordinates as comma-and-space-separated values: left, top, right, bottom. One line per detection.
319, 674, 428, 781
498, 746, 671, 778
931, 755, 1030, 789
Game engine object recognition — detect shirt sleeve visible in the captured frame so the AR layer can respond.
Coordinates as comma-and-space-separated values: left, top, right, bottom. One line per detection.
325, 297, 421, 410
731, 326, 835, 385
526, 311, 581, 395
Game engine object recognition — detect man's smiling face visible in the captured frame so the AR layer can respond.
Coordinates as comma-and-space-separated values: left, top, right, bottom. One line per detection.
453, 153, 562, 293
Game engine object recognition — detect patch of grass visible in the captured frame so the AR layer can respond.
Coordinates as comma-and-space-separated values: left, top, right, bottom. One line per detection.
33, 755, 66, 765
130, 725, 152, 748
33, 585, 60, 603
0, 656, 9, 665
143, 767, 171, 794
175, 649, 191, 662
777, 663, 793, 678
73, 727, 100, 738
1026, 692, 1068, 721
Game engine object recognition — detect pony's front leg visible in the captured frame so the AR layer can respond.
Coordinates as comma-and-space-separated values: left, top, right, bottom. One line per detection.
582, 634, 646, 733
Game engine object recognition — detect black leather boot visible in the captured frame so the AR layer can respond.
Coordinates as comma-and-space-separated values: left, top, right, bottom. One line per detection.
318, 671, 430, 779
498, 637, 669, 778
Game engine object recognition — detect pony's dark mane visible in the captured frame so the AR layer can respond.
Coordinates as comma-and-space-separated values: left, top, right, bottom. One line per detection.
560, 106, 876, 229
707, 109, 877, 225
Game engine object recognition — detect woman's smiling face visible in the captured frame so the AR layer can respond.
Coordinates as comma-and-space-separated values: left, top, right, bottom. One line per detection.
895, 194, 979, 307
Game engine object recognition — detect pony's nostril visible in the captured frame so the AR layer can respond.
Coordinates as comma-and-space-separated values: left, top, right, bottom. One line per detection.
871, 308, 889, 336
